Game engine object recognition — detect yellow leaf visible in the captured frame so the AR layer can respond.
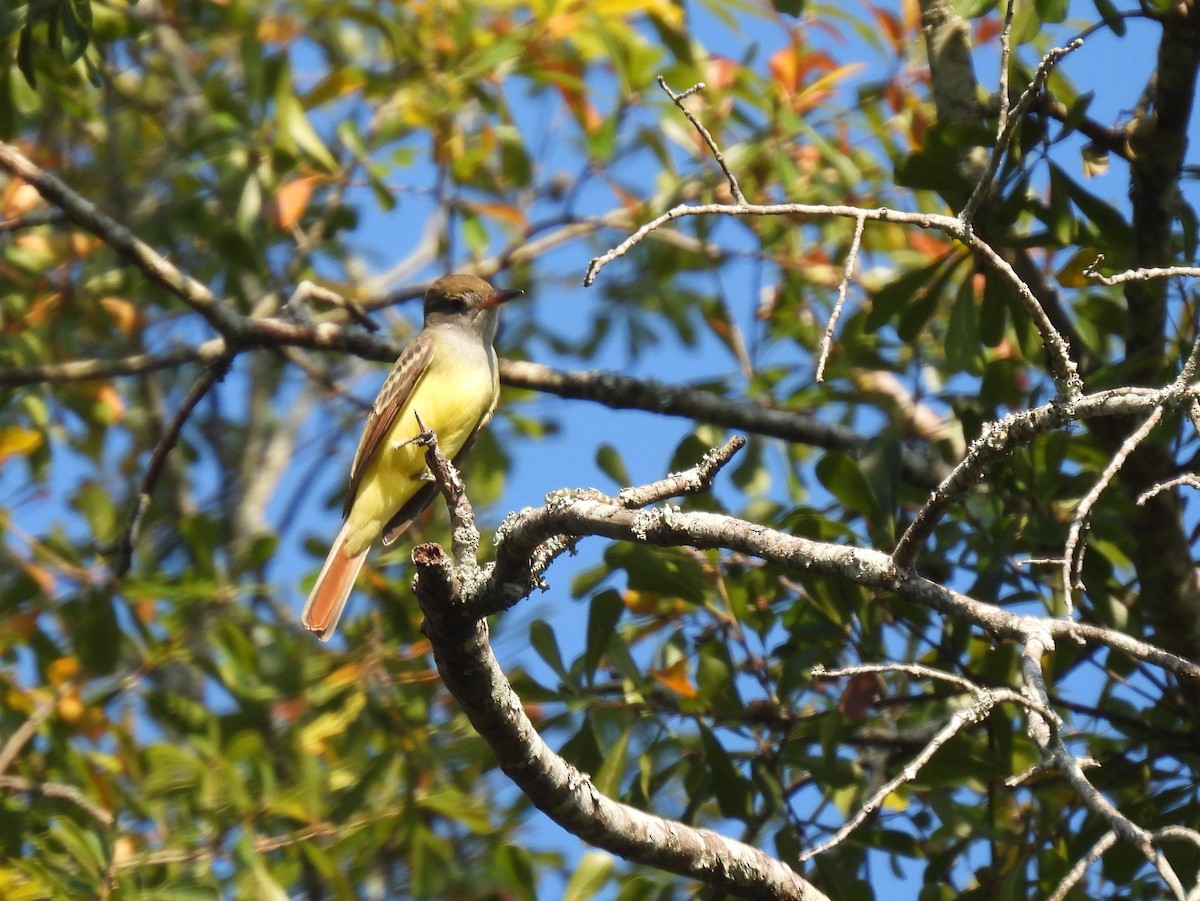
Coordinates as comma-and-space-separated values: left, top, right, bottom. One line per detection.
99, 296, 141, 334
299, 689, 365, 755
271, 175, 320, 230
1, 179, 43, 217
47, 656, 81, 685
57, 690, 85, 723
0, 426, 42, 463
593, 0, 683, 29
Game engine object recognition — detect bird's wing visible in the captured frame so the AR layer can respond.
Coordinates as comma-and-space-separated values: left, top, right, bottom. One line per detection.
342, 331, 434, 518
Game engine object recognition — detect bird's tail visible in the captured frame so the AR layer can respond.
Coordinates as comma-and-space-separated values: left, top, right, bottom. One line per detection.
302, 520, 368, 641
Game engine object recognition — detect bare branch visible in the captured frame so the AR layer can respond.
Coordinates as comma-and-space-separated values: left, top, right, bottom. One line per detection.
1085, 254, 1200, 285
106, 351, 237, 576
960, 33, 1085, 225
413, 547, 831, 901
657, 77, 746, 204
0, 340, 228, 387
498, 359, 949, 490
0, 687, 65, 775
584, 201, 960, 288
1138, 474, 1200, 505
0, 209, 65, 231
484, 485, 1200, 680
1062, 407, 1165, 610
892, 386, 1171, 573
616, 435, 745, 507
815, 215, 865, 383
583, 198, 1079, 398
799, 693, 993, 862
285, 280, 379, 332
1021, 637, 1188, 899
416, 414, 481, 572
1047, 831, 1119, 901
0, 775, 113, 827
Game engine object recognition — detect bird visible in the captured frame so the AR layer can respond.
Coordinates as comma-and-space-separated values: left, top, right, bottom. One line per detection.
301, 274, 522, 641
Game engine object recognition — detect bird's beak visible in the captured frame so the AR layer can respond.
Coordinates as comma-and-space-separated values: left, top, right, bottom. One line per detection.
483, 288, 524, 309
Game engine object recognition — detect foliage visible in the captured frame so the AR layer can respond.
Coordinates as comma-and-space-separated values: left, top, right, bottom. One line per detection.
2, 0, 1200, 898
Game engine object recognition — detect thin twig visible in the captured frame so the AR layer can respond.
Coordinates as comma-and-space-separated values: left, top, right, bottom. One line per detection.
108, 351, 237, 576
960, 33, 1085, 225
1137, 474, 1200, 505
284, 280, 379, 332
799, 694, 994, 861
0, 775, 113, 826
0, 687, 66, 775
1084, 255, 1200, 286
1061, 407, 1164, 612
583, 198, 1080, 398
415, 413, 480, 573
816, 215, 865, 382
657, 77, 746, 204
0, 340, 228, 387
616, 436, 745, 508
0, 209, 65, 231
1021, 637, 1188, 900
1047, 830, 1119, 901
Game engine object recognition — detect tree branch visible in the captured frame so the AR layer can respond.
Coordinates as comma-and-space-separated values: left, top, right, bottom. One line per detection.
413, 543, 830, 901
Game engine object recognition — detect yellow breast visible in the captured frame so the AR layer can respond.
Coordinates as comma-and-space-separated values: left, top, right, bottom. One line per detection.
343, 334, 498, 554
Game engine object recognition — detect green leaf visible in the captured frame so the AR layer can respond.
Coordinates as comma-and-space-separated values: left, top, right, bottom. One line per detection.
946, 278, 983, 376
530, 619, 570, 683
816, 451, 879, 522
592, 722, 632, 797
584, 589, 624, 684
1034, 0, 1069, 23
0, 5, 29, 42
1093, 0, 1127, 34
563, 852, 614, 901
1051, 162, 1134, 263
953, 0, 997, 16
274, 61, 338, 173
859, 436, 901, 542
70, 481, 116, 542
596, 443, 630, 487
979, 270, 1009, 347
70, 589, 121, 675
770, 0, 806, 16
698, 725, 749, 818
17, 20, 36, 88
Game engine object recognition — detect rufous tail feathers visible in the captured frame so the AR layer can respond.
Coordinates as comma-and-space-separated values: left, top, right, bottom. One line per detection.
302, 519, 368, 641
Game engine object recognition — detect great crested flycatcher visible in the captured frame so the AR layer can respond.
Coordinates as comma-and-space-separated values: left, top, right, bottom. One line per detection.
301, 274, 522, 640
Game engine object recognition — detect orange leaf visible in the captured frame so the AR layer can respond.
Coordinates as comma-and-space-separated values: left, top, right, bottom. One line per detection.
651, 658, 699, 699
1, 179, 43, 217
21, 559, 56, 598
271, 176, 320, 230
706, 56, 738, 91
872, 5, 904, 51
99, 296, 142, 334
468, 201, 528, 230
47, 656, 81, 686
837, 673, 881, 721
91, 383, 125, 424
